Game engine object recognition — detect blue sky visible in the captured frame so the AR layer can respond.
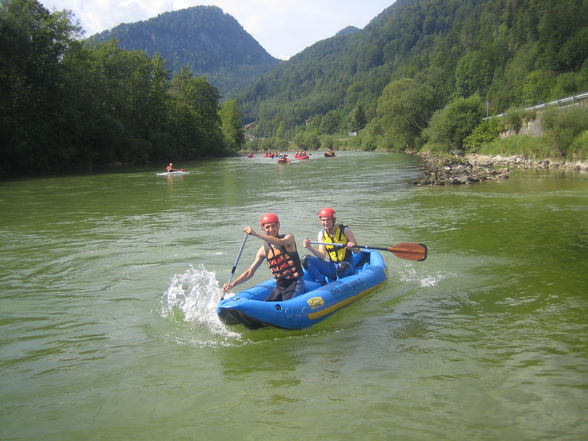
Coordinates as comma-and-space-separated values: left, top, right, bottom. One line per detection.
40, 0, 395, 60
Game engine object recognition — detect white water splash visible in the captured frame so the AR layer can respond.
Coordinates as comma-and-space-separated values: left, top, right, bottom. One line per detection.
418, 274, 451, 287
398, 265, 455, 288
160, 264, 241, 338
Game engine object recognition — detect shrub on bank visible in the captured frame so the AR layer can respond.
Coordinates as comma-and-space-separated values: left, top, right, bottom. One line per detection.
503, 108, 536, 133
541, 106, 588, 159
463, 118, 502, 152
469, 104, 588, 161
423, 95, 485, 154
568, 131, 588, 160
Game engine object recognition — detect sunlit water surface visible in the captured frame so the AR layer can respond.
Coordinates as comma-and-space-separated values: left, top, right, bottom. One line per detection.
1, 152, 587, 441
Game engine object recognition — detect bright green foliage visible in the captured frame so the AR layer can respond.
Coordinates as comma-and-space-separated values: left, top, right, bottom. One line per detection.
522, 71, 556, 105
424, 95, 485, 153
348, 105, 367, 132
568, 130, 588, 160
455, 51, 494, 98
319, 110, 342, 135
503, 108, 536, 133
219, 99, 245, 151
463, 118, 502, 152
541, 106, 588, 158
376, 78, 440, 150
473, 105, 588, 160
293, 130, 320, 150
478, 135, 554, 159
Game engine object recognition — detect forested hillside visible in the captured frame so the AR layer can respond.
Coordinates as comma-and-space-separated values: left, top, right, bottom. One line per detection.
0, 0, 245, 177
90, 6, 280, 98
238, 0, 588, 147
2, 0, 586, 177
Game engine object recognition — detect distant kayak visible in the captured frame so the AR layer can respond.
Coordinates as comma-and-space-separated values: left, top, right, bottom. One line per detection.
276, 156, 290, 164
156, 171, 189, 176
324, 152, 336, 157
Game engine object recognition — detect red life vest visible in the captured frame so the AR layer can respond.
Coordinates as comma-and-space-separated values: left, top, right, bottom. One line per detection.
264, 236, 303, 285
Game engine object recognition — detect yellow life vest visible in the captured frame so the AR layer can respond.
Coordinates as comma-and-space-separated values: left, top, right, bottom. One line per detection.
322, 224, 350, 263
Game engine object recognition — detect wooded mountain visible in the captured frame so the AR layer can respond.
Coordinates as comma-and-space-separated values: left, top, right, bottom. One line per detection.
236, 0, 588, 138
90, 6, 281, 98
1, 0, 251, 176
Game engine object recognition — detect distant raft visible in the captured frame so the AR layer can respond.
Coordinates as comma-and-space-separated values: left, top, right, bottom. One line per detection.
217, 250, 388, 330
156, 171, 190, 175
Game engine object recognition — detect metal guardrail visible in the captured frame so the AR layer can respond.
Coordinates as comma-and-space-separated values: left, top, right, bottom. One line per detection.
487, 91, 588, 119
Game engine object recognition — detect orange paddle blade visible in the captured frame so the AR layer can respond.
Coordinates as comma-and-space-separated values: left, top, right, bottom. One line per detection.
388, 243, 428, 261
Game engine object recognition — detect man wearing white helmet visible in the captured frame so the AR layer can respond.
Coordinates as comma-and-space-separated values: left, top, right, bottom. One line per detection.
223, 213, 305, 301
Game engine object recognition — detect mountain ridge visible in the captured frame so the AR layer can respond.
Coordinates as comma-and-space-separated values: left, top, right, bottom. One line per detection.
235, 0, 588, 138
90, 5, 281, 97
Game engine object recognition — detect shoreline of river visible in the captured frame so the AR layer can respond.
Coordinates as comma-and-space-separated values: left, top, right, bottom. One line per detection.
414, 153, 588, 185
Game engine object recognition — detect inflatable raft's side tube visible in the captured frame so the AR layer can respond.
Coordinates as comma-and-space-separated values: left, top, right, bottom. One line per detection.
216, 250, 388, 330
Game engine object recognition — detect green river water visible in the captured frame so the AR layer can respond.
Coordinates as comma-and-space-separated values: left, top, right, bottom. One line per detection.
1, 151, 587, 441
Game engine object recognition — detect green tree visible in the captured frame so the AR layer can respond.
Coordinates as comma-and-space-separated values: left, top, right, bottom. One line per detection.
219, 98, 244, 151
455, 50, 494, 97
463, 118, 502, 152
319, 110, 341, 135
0, 0, 81, 173
559, 27, 588, 71
376, 78, 439, 150
522, 70, 554, 105
424, 95, 484, 153
541, 106, 588, 158
170, 67, 222, 156
348, 105, 366, 132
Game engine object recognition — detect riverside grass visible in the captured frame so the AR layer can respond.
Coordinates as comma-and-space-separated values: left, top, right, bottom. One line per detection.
478, 135, 555, 159
479, 132, 588, 161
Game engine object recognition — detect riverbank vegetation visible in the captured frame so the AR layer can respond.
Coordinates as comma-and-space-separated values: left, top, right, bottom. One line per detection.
464, 106, 588, 161
240, 0, 587, 162
2, 0, 587, 176
0, 0, 244, 177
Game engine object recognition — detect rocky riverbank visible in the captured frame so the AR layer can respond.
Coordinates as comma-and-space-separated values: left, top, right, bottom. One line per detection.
414, 154, 510, 185
466, 154, 588, 172
414, 153, 588, 185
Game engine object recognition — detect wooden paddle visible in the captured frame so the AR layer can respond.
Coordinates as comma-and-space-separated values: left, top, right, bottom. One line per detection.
310, 241, 428, 261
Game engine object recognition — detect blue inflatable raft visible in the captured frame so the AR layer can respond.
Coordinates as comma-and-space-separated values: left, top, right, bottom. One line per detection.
216, 250, 388, 330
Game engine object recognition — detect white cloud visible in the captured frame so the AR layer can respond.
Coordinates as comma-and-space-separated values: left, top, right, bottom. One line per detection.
41, 0, 394, 60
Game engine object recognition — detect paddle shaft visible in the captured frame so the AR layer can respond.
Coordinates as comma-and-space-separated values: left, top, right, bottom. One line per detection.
309, 241, 427, 261
228, 234, 248, 284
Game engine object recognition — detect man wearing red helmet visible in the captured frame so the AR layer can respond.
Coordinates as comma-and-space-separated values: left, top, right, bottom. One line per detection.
222, 213, 305, 301
302, 208, 360, 283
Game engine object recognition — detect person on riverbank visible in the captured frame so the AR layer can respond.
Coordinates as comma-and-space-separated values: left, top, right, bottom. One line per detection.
302, 208, 360, 284
222, 213, 305, 301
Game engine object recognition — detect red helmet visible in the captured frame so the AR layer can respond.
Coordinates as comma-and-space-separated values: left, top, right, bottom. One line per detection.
318, 207, 336, 218
259, 213, 279, 226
